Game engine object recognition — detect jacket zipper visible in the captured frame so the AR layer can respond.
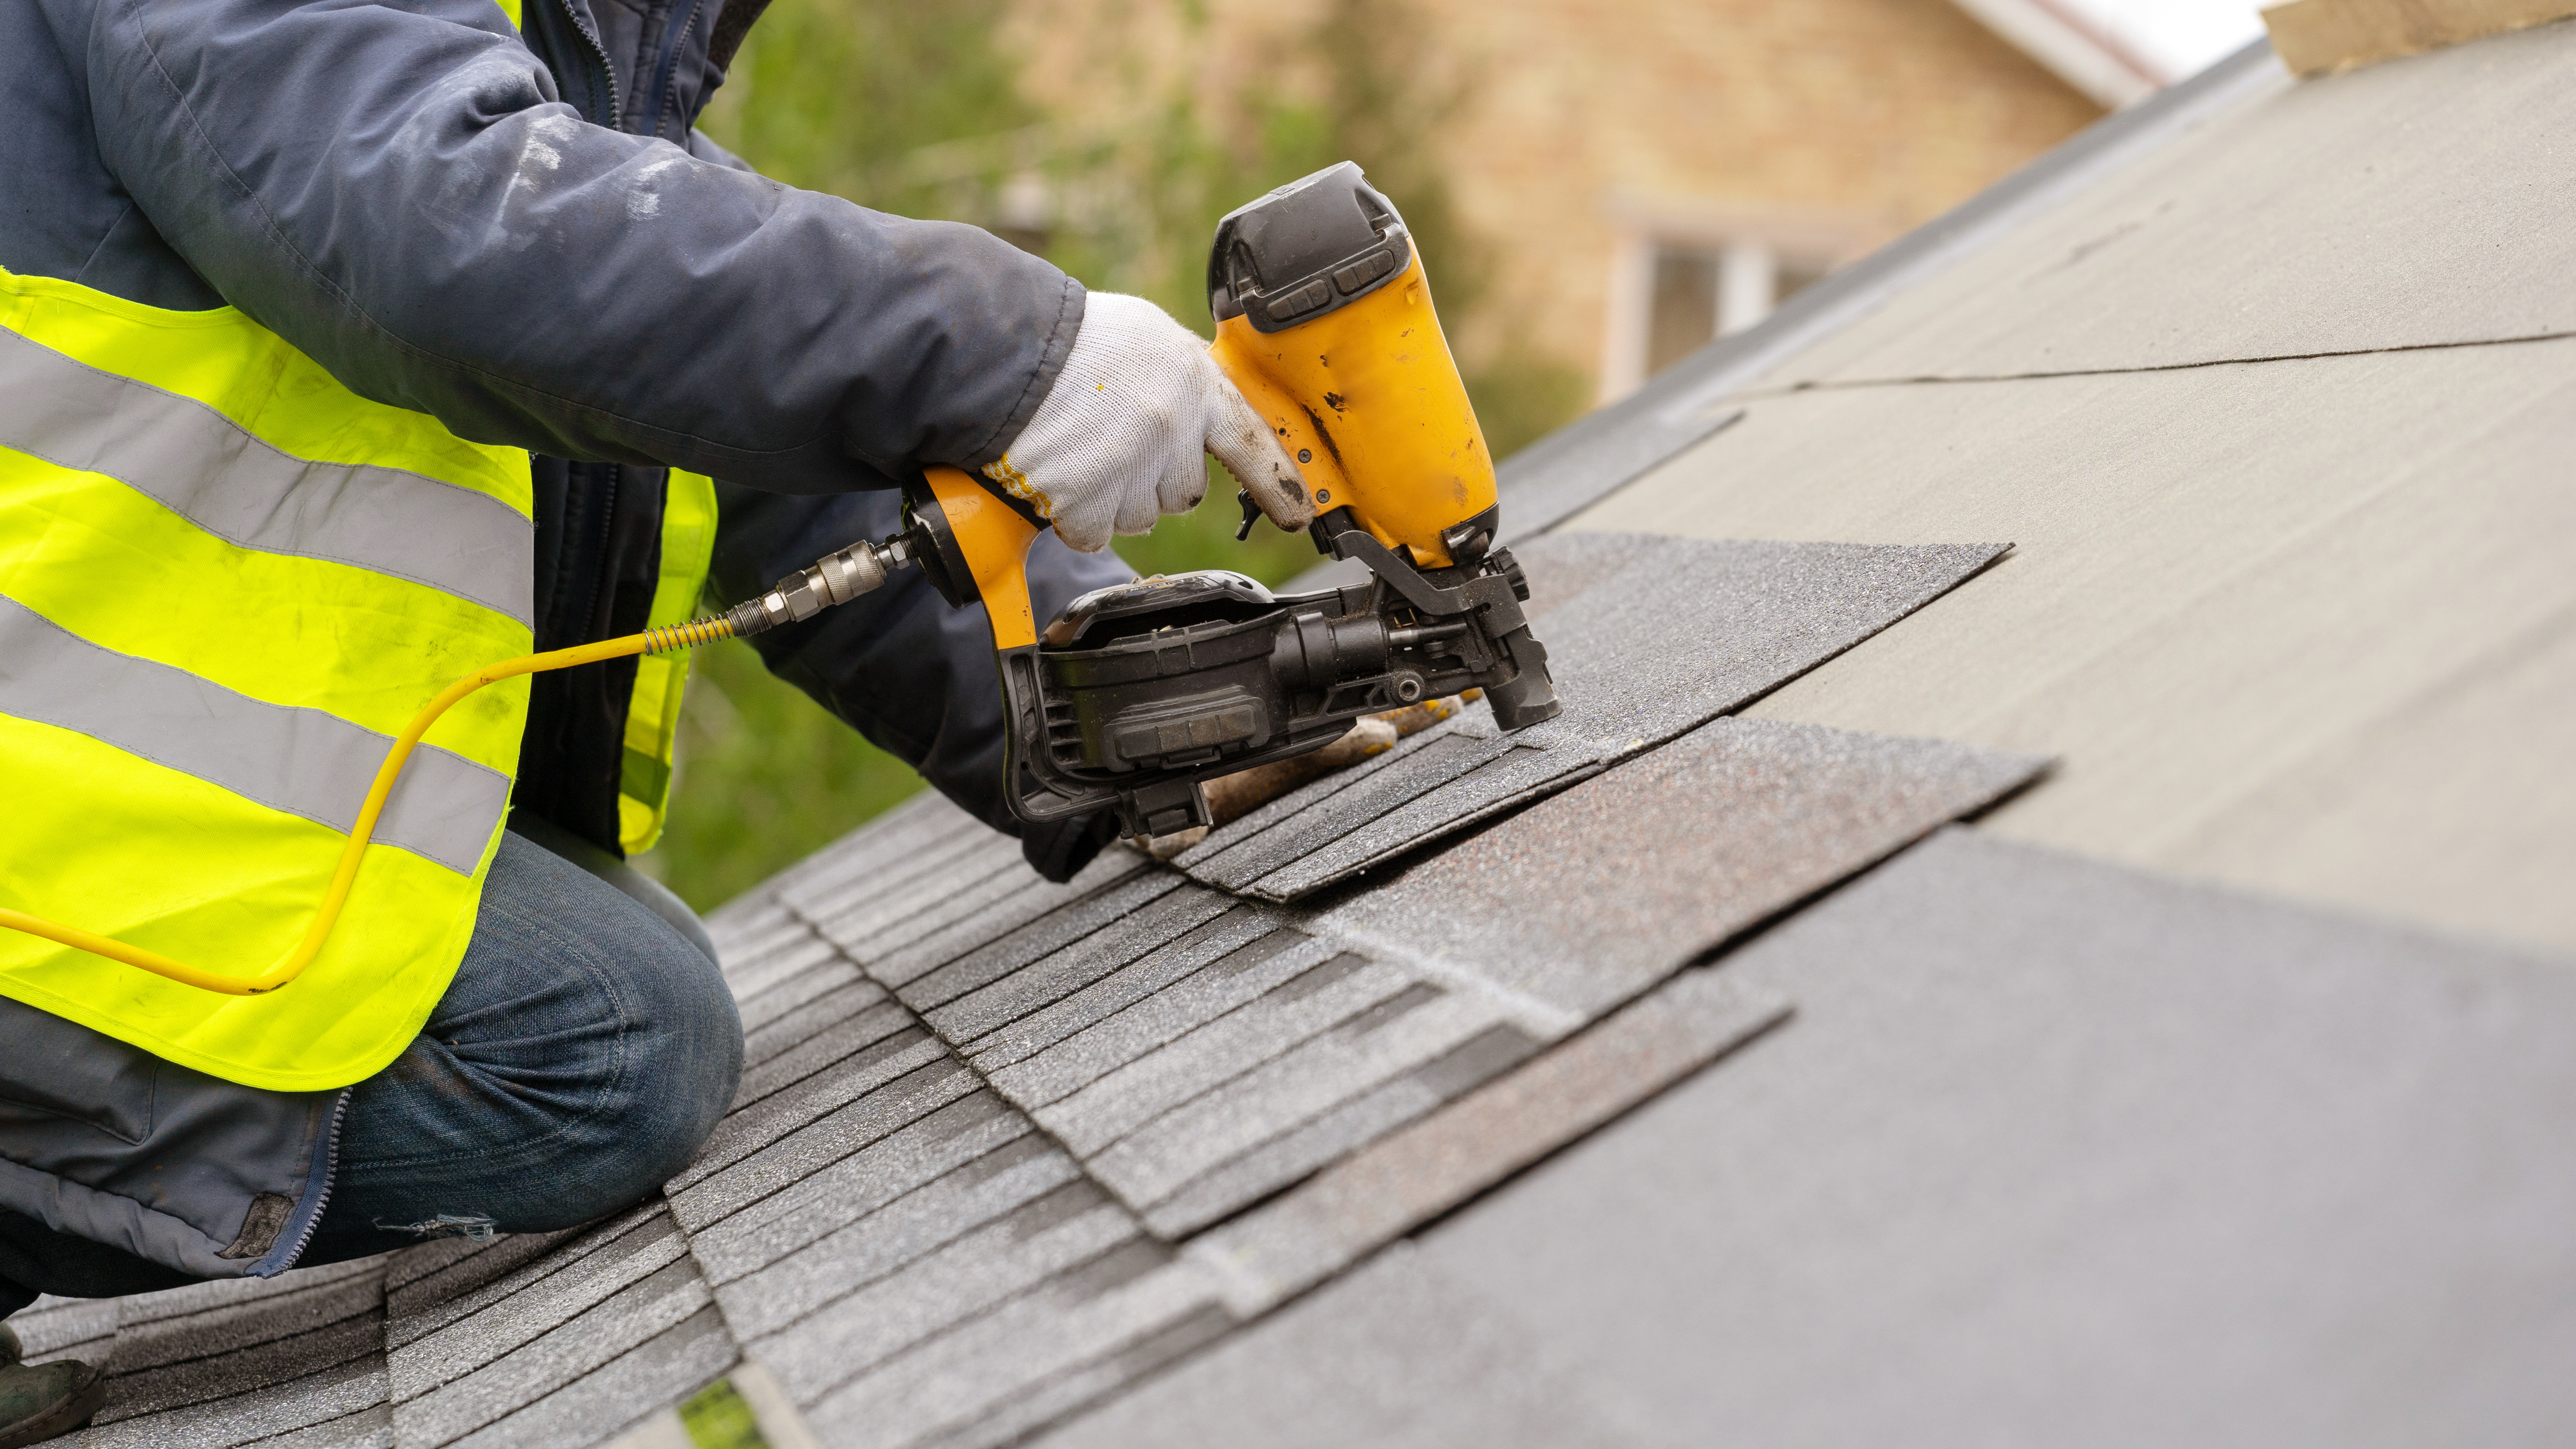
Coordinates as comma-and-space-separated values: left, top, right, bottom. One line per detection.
643, 0, 711, 140
273, 1086, 354, 1273
545, 0, 623, 126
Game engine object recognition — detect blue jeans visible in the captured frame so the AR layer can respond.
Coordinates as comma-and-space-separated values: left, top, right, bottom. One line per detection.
0, 827, 742, 1312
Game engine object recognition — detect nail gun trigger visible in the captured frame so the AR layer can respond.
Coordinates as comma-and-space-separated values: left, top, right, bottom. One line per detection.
1233, 489, 1260, 542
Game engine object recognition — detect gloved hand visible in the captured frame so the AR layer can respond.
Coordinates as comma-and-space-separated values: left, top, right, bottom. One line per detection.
981, 292, 1312, 552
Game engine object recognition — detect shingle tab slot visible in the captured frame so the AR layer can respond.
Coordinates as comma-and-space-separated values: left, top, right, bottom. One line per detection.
750, 1181, 1141, 1408
979, 926, 1332, 1107
711, 1133, 1083, 1337
690, 1093, 1037, 1289
669, 1056, 980, 1232
1031, 953, 1412, 1158
920, 888, 1241, 1042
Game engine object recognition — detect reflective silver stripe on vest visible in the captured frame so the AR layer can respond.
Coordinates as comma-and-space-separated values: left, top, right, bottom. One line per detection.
0, 596, 508, 876
0, 327, 532, 626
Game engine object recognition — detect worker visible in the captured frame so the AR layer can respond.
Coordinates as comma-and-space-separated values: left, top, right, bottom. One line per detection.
0, 0, 1311, 1438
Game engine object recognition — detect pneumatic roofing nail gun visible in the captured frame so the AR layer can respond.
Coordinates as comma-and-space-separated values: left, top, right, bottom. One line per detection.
728, 161, 1563, 841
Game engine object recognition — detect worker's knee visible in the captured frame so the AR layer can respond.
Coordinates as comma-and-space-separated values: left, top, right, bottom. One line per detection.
312, 834, 742, 1253
487, 879, 744, 1227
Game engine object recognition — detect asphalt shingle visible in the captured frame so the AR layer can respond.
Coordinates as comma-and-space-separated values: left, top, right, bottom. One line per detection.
1402, 828, 2576, 1445
1024, 1243, 1642, 1449
667, 1056, 979, 1232
1174, 533, 2007, 901
750, 1180, 1142, 1408
709, 1131, 1079, 1337
1321, 717, 2049, 1015
390, 1246, 717, 1449
1192, 966, 1791, 1312
689, 1092, 1038, 1290
387, 1207, 682, 1405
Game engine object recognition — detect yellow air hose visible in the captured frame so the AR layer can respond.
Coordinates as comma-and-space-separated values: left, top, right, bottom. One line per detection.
0, 616, 739, 997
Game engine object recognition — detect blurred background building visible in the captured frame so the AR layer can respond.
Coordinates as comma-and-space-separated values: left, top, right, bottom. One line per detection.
657, 0, 2225, 907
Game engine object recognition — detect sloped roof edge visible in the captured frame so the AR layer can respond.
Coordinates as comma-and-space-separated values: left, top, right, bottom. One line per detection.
1949, 0, 2171, 107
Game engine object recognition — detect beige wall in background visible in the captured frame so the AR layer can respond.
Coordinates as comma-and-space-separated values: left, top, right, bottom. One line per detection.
1002, 0, 2099, 396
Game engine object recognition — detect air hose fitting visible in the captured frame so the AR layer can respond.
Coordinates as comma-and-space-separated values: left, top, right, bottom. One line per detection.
724, 534, 916, 639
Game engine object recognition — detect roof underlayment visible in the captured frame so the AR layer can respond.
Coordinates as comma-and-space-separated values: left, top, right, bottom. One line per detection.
34, 19, 2576, 1448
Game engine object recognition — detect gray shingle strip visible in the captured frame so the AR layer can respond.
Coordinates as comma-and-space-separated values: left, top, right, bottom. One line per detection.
389, 1251, 715, 1449
1180, 730, 1506, 891
751, 1181, 1142, 1408
827, 854, 1073, 972
795, 832, 1027, 956
705, 897, 798, 960
967, 913, 1311, 1086
708, 907, 820, 983
1506, 530, 1665, 624
440, 1305, 734, 1449
1079, 987, 1518, 1217
919, 888, 1240, 1044
760, 790, 985, 912
105, 1267, 381, 1378
1030, 953, 1413, 1159
1023, 1243, 1643, 1449
664, 1030, 951, 1201
706, 1127, 1076, 1331
689, 1094, 1039, 1290
12, 1295, 118, 1364
1136, 1022, 1545, 1239
795, 1246, 1232, 1449
1189, 968, 1790, 1313
916, 1303, 1236, 1449
383, 1212, 647, 1356
1176, 534, 2011, 902
65, 1353, 389, 1449
1243, 741, 1608, 904
721, 930, 846, 1012
382, 1238, 506, 1299
864, 850, 1153, 991
735, 954, 868, 1040
1318, 717, 2049, 1017
109, 1258, 382, 1332
87, 1265, 387, 1429
387, 1209, 683, 1404
245, 1402, 395, 1449
1170, 710, 1469, 871
668, 1058, 981, 1234
888, 874, 1201, 1011
731, 999, 917, 1113
741, 978, 892, 1073
94, 1304, 384, 1431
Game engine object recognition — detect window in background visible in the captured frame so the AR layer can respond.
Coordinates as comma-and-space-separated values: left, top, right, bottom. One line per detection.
1640, 240, 1831, 380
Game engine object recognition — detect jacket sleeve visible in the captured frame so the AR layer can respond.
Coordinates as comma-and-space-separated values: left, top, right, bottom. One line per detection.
707, 483, 1139, 876
81, 0, 1081, 489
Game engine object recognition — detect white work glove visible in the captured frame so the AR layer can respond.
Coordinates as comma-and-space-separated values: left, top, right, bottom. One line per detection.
980, 292, 1312, 553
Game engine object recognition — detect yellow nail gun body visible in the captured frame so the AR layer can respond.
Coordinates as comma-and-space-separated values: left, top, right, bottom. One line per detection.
887, 162, 1562, 838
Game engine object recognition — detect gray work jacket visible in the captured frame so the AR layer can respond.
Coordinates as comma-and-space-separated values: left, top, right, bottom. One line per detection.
0, 0, 1128, 1278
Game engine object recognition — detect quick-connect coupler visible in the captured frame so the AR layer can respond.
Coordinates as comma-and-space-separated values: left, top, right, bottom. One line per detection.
724, 534, 916, 639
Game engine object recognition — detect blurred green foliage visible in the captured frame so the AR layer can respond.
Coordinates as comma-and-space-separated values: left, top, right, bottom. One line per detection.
679, 1377, 768, 1449
646, 0, 1584, 910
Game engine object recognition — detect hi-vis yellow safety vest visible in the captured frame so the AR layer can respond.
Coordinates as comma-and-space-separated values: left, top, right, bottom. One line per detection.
0, 264, 714, 1091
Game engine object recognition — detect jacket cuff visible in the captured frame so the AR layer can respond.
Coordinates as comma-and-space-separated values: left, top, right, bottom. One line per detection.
967, 271, 1086, 471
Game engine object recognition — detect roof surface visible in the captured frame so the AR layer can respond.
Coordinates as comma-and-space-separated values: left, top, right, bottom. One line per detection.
38, 21, 2576, 1448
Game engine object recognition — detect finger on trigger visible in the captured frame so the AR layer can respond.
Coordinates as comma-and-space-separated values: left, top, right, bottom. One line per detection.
1207, 381, 1312, 529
